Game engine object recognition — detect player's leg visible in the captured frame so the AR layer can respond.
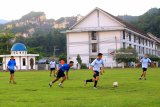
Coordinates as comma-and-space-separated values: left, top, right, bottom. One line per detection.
49, 77, 59, 87
84, 71, 96, 85
58, 72, 66, 88
50, 68, 52, 77
12, 73, 16, 84
139, 68, 144, 80
94, 72, 99, 89
143, 68, 147, 80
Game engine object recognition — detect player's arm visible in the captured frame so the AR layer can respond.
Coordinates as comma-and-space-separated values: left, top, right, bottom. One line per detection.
66, 71, 69, 80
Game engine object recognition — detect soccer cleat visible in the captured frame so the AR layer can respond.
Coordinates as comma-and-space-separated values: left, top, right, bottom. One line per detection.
13, 81, 16, 84
93, 87, 97, 89
49, 82, 52, 87
58, 83, 63, 88
9, 81, 11, 84
84, 80, 87, 86
139, 78, 142, 80
144, 78, 147, 80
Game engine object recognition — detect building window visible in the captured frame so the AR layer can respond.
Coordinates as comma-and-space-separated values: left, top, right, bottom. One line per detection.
23, 58, 26, 66
123, 31, 125, 39
139, 46, 141, 54
146, 40, 148, 46
138, 37, 141, 44
129, 44, 131, 47
142, 39, 144, 45
142, 47, 144, 54
129, 33, 131, 41
91, 31, 97, 40
123, 42, 126, 49
92, 43, 97, 52
134, 45, 136, 49
134, 35, 136, 42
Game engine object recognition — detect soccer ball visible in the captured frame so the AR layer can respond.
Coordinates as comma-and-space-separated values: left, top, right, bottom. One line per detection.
113, 82, 118, 87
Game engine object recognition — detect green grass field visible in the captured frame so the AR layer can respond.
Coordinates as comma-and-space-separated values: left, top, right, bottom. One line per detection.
0, 68, 160, 107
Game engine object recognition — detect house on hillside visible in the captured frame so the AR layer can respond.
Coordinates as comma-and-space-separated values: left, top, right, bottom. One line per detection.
66, 7, 160, 67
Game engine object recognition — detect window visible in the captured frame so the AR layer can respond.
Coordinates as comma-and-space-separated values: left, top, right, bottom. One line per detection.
129, 33, 131, 41
134, 35, 136, 42
146, 40, 148, 46
91, 31, 97, 40
142, 47, 144, 54
92, 43, 97, 52
129, 44, 131, 47
138, 37, 141, 44
139, 46, 141, 54
123, 42, 126, 49
123, 31, 125, 39
134, 45, 136, 49
142, 39, 144, 45
23, 58, 26, 66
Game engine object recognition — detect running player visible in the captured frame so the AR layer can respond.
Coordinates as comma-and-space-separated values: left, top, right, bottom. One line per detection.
139, 54, 152, 80
49, 61, 74, 88
7, 56, 18, 84
84, 53, 104, 89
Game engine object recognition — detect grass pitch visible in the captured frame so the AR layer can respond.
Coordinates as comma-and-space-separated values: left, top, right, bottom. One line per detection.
0, 68, 160, 107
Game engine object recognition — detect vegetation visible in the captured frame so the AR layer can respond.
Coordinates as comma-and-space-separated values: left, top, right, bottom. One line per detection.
0, 68, 160, 107
114, 47, 138, 66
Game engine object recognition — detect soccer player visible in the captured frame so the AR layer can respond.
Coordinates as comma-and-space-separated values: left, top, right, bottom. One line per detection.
139, 54, 152, 80
49, 59, 56, 77
84, 53, 104, 89
49, 61, 74, 88
7, 56, 18, 84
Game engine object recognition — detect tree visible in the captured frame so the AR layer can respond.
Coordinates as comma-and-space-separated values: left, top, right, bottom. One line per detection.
58, 53, 67, 62
114, 47, 138, 67
76, 54, 82, 69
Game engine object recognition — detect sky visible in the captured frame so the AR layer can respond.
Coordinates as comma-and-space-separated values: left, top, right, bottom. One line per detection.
0, 0, 160, 20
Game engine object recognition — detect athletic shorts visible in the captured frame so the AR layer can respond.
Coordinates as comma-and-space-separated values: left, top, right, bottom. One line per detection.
93, 71, 99, 78
50, 68, 55, 71
142, 68, 147, 72
9, 70, 15, 74
56, 70, 65, 78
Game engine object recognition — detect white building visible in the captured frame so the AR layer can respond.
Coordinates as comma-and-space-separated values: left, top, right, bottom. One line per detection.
0, 43, 39, 70
66, 7, 160, 67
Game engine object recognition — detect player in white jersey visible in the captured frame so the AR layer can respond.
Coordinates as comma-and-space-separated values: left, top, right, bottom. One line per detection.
139, 54, 152, 80
49, 59, 56, 77
84, 53, 104, 89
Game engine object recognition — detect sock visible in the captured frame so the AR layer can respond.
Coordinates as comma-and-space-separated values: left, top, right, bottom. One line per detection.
50, 82, 53, 85
86, 79, 93, 82
94, 81, 98, 87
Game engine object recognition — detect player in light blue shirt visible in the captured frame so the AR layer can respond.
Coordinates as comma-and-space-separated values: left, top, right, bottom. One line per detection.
7, 56, 18, 84
139, 54, 152, 80
49, 61, 74, 88
84, 53, 104, 89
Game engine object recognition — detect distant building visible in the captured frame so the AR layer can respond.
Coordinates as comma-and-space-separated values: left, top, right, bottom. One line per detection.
66, 7, 160, 67
0, 43, 39, 70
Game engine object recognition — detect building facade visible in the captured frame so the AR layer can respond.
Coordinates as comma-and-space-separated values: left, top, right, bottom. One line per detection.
66, 7, 160, 67
0, 43, 39, 70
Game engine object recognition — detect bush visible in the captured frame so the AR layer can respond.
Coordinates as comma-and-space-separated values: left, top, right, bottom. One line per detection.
81, 63, 88, 69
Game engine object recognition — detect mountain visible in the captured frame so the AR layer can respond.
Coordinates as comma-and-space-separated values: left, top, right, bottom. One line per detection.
0, 19, 9, 24
130, 8, 160, 37
0, 11, 82, 38
117, 15, 138, 22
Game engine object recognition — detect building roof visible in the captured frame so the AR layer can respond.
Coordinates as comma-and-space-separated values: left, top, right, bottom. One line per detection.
11, 43, 27, 51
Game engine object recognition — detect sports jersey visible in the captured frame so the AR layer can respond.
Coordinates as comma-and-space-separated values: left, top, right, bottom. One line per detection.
7, 59, 16, 70
90, 58, 104, 72
140, 58, 151, 68
59, 64, 70, 72
50, 61, 56, 68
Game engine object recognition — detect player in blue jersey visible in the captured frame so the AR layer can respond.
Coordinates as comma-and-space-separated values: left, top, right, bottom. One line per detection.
49, 61, 74, 88
7, 56, 18, 84
84, 53, 104, 89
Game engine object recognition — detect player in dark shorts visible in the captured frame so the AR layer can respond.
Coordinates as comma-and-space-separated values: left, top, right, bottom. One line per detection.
49, 61, 74, 88
7, 56, 18, 84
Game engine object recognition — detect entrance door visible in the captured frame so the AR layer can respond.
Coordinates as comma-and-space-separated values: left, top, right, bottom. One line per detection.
30, 58, 34, 69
